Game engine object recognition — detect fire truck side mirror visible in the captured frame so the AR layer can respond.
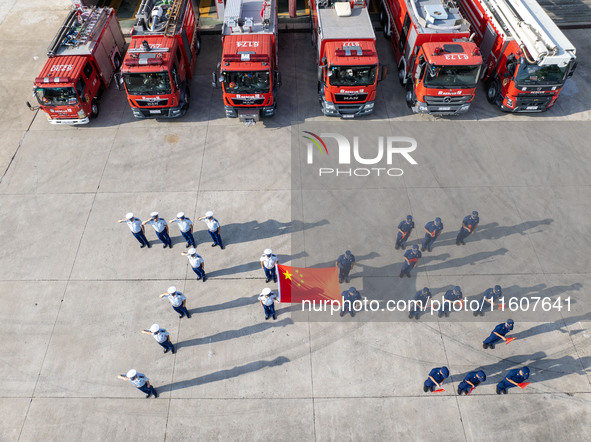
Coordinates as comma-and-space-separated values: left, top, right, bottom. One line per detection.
378, 64, 388, 82
114, 72, 122, 91
317, 67, 323, 82
211, 71, 218, 88
25, 101, 35, 111
567, 61, 577, 78
275, 71, 282, 88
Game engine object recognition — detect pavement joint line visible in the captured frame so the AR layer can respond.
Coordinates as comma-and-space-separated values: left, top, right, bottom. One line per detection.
16, 126, 119, 441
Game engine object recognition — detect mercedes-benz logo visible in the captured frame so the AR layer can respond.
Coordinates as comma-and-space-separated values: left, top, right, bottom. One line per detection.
443, 96, 452, 103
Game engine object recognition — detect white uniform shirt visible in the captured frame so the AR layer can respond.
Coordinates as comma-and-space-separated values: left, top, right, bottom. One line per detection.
258, 292, 277, 306
173, 217, 193, 233
167, 292, 186, 307
260, 254, 278, 269
147, 218, 167, 233
129, 373, 148, 388
126, 218, 142, 234
202, 217, 220, 232
152, 329, 169, 343
187, 254, 204, 268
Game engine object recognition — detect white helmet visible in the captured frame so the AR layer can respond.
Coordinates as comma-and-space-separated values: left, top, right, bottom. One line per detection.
188, 248, 197, 255
125, 212, 134, 220
150, 211, 158, 218
205, 211, 214, 218
167, 286, 177, 294
177, 212, 185, 219
150, 324, 160, 333
261, 288, 272, 296
126, 369, 137, 378
264, 249, 272, 255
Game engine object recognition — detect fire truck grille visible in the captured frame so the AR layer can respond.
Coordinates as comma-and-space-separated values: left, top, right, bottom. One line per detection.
334, 94, 368, 102
335, 103, 365, 114
232, 98, 265, 106
135, 99, 169, 107
515, 94, 553, 107
424, 95, 471, 105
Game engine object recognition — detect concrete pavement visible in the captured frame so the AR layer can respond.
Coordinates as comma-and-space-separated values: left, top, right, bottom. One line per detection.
0, 1, 590, 441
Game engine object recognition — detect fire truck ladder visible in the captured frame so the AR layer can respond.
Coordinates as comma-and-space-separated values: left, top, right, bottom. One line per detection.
47, 7, 109, 57
164, 0, 183, 36
485, 0, 557, 63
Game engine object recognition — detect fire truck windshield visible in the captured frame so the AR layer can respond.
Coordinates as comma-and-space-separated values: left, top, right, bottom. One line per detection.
35, 87, 78, 106
223, 71, 270, 94
514, 63, 567, 86
328, 65, 377, 87
123, 72, 172, 95
423, 64, 481, 89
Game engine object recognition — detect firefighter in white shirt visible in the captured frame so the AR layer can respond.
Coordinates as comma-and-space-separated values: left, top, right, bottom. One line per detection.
169, 212, 195, 248
181, 248, 207, 282
197, 211, 224, 249
260, 249, 278, 283
117, 212, 150, 248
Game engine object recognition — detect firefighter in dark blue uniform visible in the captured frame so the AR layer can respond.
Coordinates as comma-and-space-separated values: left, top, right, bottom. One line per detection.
421, 217, 443, 252
456, 211, 479, 245
395, 215, 415, 250
483, 319, 514, 349
400, 245, 421, 278
458, 370, 486, 395
496, 367, 529, 394
439, 286, 463, 317
336, 250, 356, 283
474, 285, 503, 316
423, 366, 449, 392
340, 286, 362, 317
409, 287, 431, 320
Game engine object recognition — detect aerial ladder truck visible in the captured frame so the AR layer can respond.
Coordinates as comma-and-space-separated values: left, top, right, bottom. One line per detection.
458, 0, 577, 112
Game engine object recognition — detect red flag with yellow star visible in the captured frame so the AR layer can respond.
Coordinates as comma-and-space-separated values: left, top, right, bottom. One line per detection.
276, 264, 341, 303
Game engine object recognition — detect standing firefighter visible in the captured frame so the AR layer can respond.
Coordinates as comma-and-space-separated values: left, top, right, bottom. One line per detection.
336, 250, 356, 283
395, 215, 414, 250
497, 367, 530, 394
483, 319, 514, 349
456, 211, 479, 245
400, 245, 421, 278
458, 370, 486, 395
409, 287, 431, 320
421, 217, 443, 252
423, 366, 449, 392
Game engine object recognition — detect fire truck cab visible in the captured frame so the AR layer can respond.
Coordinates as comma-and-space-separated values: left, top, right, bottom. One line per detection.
213, 0, 280, 125
458, 0, 577, 112
380, 0, 483, 114
122, 0, 200, 119
28, 7, 125, 124
311, 0, 386, 118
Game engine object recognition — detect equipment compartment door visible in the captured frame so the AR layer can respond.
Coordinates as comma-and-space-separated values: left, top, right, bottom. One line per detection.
480, 23, 497, 78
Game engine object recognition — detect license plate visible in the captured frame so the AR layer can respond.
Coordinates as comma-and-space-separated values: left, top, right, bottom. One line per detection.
526, 106, 538, 110
439, 107, 451, 111
342, 114, 354, 119
149, 110, 161, 114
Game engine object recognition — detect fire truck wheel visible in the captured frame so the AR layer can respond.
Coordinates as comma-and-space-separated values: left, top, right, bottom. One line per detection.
398, 64, 406, 86
90, 100, 99, 118
486, 79, 500, 104
405, 82, 414, 108
379, 6, 386, 28
113, 54, 122, 70
196, 35, 201, 56
181, 87, 191, 115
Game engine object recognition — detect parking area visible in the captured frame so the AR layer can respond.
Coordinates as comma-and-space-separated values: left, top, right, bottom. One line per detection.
0, 1, 590, 441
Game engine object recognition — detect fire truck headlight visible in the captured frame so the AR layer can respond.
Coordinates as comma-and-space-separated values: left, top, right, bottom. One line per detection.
77, 110, 86, 118
324, 102, 336, 111
506, 98, 514, 107
417, 103, 428, 112
363, 102, 374, 110
460, 104, 470, 111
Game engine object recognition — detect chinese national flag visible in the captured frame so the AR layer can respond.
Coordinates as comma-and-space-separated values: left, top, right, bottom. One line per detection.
277, 264, 341, 303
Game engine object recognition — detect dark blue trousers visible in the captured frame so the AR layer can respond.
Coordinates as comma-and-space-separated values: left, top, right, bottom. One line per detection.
208, 230, 223, 247
191, 266, 206, 279
132, 231, 149, 246
264, 267, 277, 281
181, 230, 195, 247
172, 305, 190, 317
158, 340, 174, 351
395, 231, 410, 248
456, 227, 471, 243
156, 230, 172, 246
137, 383, 157, 396
422, 234, 436, 250
263, 303, 275, 318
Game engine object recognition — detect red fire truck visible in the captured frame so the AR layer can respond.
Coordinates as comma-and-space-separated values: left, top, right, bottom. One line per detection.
27, 6, 125, 124
380, 0, 482, 114
310, 0, 386, 118
212, 0, 280, 125
122, 0, 200, 119
458, 0, 577, 112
